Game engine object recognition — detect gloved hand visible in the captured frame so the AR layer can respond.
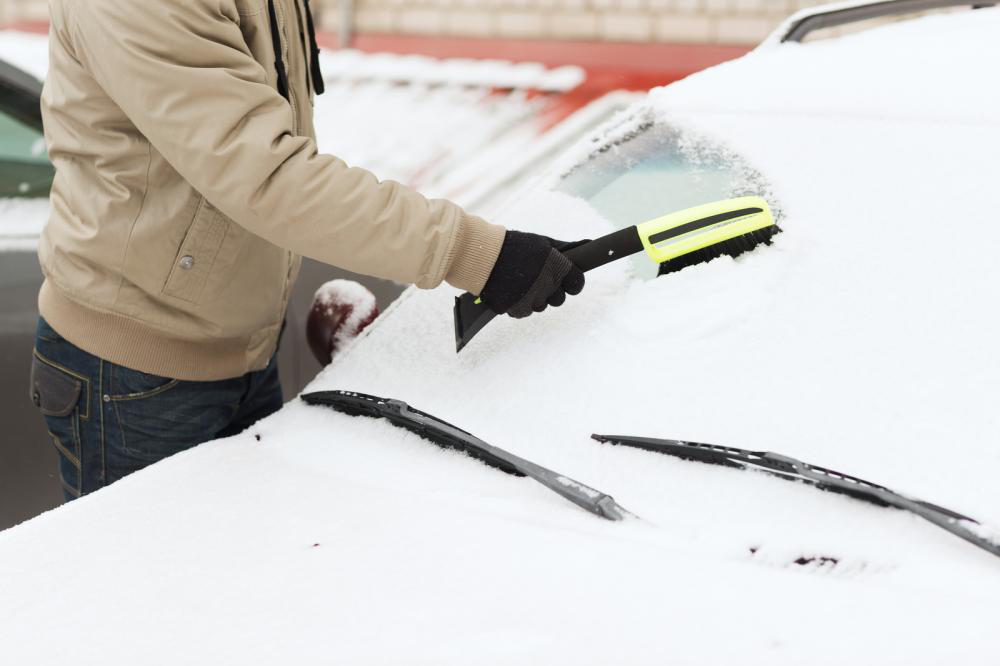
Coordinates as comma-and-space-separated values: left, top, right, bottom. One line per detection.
479, 231, 586, 319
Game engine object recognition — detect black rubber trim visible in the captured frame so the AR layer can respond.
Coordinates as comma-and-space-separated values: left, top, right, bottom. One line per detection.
782, 0, 996, 42
647, 207, 763, 245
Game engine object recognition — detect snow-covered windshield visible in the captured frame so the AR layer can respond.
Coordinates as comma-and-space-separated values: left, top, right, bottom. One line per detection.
556, 119, 769, 229
554, 117, 772, 277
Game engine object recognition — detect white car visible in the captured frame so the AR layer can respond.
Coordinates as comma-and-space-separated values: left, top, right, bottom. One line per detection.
3, 1, 1000, 663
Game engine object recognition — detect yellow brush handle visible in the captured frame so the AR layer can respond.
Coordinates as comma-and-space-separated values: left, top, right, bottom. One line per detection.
637, 196, 774, 264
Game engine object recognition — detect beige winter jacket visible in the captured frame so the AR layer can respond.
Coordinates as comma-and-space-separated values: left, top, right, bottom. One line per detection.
39, 0, 505, 381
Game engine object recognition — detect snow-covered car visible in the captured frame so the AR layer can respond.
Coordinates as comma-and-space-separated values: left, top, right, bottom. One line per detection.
3, 1, 1000, 663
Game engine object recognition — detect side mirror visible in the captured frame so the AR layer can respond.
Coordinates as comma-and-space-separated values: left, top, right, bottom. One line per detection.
306, 280, 379, 367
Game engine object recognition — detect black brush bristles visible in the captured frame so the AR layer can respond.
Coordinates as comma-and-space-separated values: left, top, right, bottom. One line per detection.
657, 226, 781, 277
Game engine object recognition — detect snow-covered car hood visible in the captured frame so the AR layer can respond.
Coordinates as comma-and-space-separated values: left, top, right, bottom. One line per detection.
3, 8, 1000, 664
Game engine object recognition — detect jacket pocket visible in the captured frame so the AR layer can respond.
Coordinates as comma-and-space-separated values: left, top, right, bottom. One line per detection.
163, 198, 231, 303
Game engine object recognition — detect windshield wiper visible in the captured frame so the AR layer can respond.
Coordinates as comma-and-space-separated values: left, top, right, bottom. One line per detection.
301, 391, 628, 521
593, 434, 1000, 560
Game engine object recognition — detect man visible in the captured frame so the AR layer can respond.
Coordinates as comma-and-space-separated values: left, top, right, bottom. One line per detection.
29, 0, 585, 500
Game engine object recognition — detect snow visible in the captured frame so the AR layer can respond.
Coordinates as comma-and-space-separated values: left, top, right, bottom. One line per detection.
313, 278, 379, 349
666, 7, 1000, 126
963, 520, 1000, 544
311, 52, 616, 209
314, 278, 376, 311
320, 49, 585, 91
0, 197, 49, 251
5, 8, 1000, 663
0, 29, 48, 81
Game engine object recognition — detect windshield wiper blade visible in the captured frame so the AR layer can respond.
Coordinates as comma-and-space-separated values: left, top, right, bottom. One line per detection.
301, 391, 628, 521
593, 434, 1000, 560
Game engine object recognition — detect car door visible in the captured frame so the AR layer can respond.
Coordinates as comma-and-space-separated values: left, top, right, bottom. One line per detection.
0, 59, 61, 528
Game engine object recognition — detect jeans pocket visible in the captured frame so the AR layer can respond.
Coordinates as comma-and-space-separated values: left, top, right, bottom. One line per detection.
30, 351, 85, 497
108, 366, 238, 463
109, 371, 180, 401
107, 365, 182, 460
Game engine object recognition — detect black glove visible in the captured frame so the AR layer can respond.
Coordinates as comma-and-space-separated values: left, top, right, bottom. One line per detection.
479, 231, 586, 319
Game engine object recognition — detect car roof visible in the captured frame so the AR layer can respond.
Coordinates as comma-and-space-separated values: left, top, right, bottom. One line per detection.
3, 9, 1000, 663
654, 5, 1000, 125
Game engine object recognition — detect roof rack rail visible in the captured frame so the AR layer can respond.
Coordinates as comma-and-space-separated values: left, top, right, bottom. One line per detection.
777, 0, 996, 44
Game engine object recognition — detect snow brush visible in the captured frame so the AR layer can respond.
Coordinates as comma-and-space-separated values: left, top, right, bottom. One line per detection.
454, 196, 779, 352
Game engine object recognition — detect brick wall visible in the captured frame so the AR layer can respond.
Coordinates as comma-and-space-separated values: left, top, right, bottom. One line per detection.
0, 0, 834, 45
0, 0, 47, 23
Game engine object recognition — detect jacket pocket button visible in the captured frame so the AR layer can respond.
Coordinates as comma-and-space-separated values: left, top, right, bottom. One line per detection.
179, 255, 195, 270
32, 390, 41, 407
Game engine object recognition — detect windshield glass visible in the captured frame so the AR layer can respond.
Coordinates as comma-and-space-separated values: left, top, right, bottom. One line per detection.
554, 119, 772, 278
556, 120, 767, 229
0, 108, 53, 198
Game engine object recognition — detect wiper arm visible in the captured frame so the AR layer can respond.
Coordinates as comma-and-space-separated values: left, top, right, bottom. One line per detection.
301, 391, 628, 521
593, 434, 1000, 560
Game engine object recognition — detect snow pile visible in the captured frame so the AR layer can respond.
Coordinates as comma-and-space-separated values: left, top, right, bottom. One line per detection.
4, 10, 1000, 664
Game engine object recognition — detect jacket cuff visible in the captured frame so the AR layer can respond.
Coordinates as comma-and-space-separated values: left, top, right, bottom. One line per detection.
444, 213, 506, 295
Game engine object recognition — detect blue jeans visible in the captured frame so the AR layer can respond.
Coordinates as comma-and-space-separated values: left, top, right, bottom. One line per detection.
29, 317, 283, 501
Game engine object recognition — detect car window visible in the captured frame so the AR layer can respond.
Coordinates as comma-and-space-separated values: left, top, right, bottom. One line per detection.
556, 120, 765, 229
0, 108, 53, 198
554, 119, 771, 278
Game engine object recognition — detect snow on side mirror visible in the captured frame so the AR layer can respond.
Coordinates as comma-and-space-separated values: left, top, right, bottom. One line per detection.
306, 280, 379, 367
